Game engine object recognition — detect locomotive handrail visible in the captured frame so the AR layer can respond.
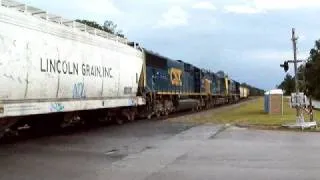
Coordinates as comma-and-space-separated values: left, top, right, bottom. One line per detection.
0, 0, 128, 45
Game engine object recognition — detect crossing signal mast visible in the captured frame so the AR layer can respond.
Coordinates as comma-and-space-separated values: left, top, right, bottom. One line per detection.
281, 28, 317, 129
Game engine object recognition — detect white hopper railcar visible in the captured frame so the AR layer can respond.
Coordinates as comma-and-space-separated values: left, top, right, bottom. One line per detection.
0, 0, 145, 136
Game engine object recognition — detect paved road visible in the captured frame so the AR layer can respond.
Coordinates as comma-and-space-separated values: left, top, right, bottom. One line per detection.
0, 120, 320, 180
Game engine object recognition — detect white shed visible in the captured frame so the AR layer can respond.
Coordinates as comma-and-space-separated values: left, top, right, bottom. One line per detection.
264, 89, 284, 115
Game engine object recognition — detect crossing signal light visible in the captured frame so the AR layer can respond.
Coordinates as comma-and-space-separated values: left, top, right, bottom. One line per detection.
280, 61, 289, 72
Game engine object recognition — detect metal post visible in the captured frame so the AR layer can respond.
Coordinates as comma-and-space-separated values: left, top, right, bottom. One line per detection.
292, 28, 300, 117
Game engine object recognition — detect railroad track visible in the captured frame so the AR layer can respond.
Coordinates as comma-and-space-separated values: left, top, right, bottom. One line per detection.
0, 97, 256, 144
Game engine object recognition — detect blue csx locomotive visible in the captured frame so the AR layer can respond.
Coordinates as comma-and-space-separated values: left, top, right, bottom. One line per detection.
138, 50, 242, 118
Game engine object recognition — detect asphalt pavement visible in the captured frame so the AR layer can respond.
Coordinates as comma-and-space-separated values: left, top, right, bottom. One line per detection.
0, 120, 320, 180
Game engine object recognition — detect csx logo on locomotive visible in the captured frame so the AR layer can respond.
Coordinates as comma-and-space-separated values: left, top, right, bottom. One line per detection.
169, 68, 182, 86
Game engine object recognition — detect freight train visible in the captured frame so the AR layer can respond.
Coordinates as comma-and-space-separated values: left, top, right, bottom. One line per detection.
0, 0, 250, 138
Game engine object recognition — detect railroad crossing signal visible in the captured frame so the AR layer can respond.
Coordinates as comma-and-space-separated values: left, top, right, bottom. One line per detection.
280, 61, 289, 72
281, 28, 317, 129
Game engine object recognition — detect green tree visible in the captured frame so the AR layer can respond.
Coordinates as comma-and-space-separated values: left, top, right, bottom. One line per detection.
305, 40, 320, 99
277, 74, 295, 95
75, 19, 125, 38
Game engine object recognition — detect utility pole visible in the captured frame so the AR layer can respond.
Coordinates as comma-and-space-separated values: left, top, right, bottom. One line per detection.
291, 28, 300, 117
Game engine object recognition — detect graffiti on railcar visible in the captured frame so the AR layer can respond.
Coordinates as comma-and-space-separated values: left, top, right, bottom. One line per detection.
129, 99, 136, 106
50, 103, 64, 112
72, 82, 86, 99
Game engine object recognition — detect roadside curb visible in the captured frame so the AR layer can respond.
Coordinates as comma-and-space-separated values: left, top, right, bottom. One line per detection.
234, 123, 320, 133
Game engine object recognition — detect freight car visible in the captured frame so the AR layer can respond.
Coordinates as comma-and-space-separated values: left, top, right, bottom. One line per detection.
0, 0, 145, 136
0, 0, 247, 138
240, 86, 250, 99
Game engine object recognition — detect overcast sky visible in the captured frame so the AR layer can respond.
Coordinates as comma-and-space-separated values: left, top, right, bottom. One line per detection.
24, 0, 320, 90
